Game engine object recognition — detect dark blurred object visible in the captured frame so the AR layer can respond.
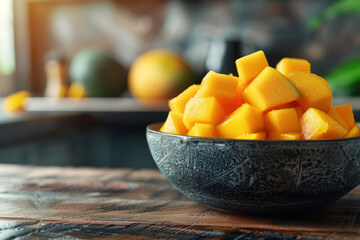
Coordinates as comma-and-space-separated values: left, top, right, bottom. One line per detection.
69, 48, 127, 97
326, 56, 360, 96
205, 38, 242, 75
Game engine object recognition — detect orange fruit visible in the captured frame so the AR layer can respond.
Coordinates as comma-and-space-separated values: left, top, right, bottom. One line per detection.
128, 49, 196, 101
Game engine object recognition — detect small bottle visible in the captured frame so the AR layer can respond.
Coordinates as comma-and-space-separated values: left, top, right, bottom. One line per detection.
205, 38, 242, 75
44, 50, 68, 98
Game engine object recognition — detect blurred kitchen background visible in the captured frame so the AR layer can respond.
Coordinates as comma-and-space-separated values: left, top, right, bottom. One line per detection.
0, 0, 359, 168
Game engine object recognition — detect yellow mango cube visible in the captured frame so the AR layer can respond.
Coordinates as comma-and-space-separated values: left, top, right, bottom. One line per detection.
265, 108, 301, 133
300, 108, 347, 140
2, 91, 30, 112
287, 71, 332, 112
195, 71, 238, 107
334, 104, 355, 130
273, 101, 304, 118
235, 50, 269, 85
236, 131, 267, 140
160, 111, 187, 135
183, 97, 225, 130
268, 132, 303, 140
217, 103, 265, 139
242, 67, 302, 112
344, 124, 360, 138
187, 123, 217, 138
276, 58, 311, 76
169, 84, 200, 114
328, 106, 349, 130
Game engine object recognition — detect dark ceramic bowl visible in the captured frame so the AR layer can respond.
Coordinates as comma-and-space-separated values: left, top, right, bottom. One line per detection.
146, 123, 360, 214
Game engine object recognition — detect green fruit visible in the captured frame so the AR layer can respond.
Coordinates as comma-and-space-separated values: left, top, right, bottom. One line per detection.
70, 49, 127, 97
326, 56, 360, 96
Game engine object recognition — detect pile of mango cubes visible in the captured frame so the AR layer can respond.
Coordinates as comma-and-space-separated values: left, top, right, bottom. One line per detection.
160, 51, 360, 140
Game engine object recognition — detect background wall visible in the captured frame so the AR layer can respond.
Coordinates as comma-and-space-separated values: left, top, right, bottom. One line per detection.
5, 0, 359, 96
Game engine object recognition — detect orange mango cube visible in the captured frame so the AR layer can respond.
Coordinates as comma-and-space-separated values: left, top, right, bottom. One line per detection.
195, 71, 238, 107
334, 104, 355, 130
187, 123, 217, 138
276, 58, 311, 76
328, 106, 349, 130
242, 67, 302, 112
268, 132, 303, 140
265, 108, 301, 133
160, 111, 187, 135
287, 71, 332, 112
300, 108, 348, 140
344, 124, 360, 138
236, 131, 267, 140
235, 50, 268, 85
169, 84, 200, 114
217, 103, 265, 139
183, 97, 225, 130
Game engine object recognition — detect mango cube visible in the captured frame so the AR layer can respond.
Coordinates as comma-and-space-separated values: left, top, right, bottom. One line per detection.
242, 67, 302, 112
235, 50, 269, 85
183, 97, 225, 130
328, 106, 349, 130
287, 71, 332, 112
268, 132, 303, 140
160, 111, 187, 135
273, 101, 304, 118
334, 104, 355, 130
300, 108, 348, 140
344, 124, 360, 138
236, 131, 267, 140
195, 71, 238, 107
169, 84, 200, 114
276, 58, 311, 76
187, 123, 217, 138
265, 108, 301, 133
217, 103, 265, 139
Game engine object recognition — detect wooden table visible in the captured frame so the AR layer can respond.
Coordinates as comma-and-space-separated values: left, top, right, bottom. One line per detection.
1, 165, 360, 239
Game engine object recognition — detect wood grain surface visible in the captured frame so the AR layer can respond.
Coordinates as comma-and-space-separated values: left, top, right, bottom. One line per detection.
0, 164, 360, 239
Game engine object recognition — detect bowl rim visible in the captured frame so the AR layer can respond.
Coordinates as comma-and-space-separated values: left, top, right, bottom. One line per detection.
147, 122, 360, 143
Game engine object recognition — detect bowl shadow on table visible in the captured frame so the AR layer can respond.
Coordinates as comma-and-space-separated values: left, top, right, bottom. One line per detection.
147, 123, 360, 215
209, 196, 360, 233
